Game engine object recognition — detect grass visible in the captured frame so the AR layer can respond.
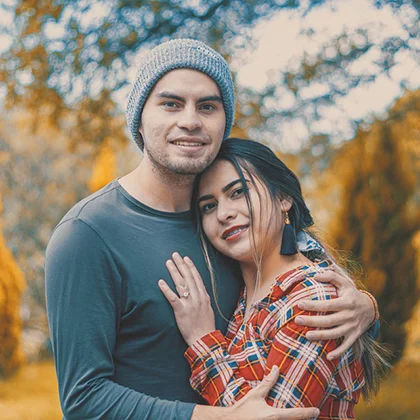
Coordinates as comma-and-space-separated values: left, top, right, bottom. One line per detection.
0, 361, 61, 420
355, 361, 420, 420
0, 360, 419, 419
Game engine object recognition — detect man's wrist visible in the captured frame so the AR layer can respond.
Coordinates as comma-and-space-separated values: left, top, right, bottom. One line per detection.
191, 404, 233, 420
360, 290, 379, 327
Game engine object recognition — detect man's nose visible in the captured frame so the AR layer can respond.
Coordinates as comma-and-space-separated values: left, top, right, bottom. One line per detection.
177, 106, 203, 131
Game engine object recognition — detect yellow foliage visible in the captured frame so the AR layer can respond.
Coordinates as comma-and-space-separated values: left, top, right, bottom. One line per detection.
88, 140, 117, 193
328, 89, 420, 357
0, 194, 26, 378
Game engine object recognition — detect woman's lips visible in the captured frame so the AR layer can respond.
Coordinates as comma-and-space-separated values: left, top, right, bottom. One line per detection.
224, 226, 249, 242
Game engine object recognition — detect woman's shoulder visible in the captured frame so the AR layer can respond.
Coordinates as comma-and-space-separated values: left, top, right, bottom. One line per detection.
277, 260, 338, 303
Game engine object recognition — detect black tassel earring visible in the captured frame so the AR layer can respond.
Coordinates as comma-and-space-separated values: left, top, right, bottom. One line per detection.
280, 211, 298, 255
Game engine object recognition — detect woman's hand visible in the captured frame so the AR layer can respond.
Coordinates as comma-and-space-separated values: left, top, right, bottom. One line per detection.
295, 265, 376, 360
159, 252, 216, 346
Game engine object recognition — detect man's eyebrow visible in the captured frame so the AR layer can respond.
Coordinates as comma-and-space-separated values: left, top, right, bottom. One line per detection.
198, 179, 243, 203
155, 92, 185, 102
197, 95, 223, 103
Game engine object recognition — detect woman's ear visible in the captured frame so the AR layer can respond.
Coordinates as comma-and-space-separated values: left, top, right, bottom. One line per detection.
280, 198, 293, 212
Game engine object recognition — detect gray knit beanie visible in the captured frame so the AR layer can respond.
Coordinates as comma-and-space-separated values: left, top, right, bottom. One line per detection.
126, 38, 235, 150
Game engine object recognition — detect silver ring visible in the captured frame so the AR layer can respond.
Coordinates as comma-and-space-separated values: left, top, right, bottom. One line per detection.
182, 291, 190, 298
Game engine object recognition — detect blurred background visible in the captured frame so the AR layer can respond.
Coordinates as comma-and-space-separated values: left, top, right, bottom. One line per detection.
0, 0, 419, 418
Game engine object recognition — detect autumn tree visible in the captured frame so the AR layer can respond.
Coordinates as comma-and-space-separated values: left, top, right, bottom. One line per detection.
88, 139, 117, 192
329, 90, 420, 360
0, 193, 26, 377
0, 112, 92, 345
1, 0, 418, 152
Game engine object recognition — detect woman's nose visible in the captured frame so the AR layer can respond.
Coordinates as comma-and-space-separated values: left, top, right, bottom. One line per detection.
217, 204, 236, 223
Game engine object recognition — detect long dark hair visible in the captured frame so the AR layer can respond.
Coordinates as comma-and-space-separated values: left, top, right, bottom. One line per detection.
192, 137, 390, 401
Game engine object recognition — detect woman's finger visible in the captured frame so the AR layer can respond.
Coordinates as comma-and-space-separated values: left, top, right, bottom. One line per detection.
172, 252, 199, 296
184, 256, 208, 297
158, 279, 182, 311
166, 259, 189, 297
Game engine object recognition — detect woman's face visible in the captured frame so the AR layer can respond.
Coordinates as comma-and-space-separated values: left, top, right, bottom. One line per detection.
198, 159, 289, 263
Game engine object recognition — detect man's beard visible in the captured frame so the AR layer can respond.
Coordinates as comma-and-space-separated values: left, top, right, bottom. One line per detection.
145, 145, 216, 177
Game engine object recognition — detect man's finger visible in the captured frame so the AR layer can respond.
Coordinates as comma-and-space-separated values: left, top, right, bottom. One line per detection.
298, 297, 351, 312
305, 325, 349, 341
158, 279, 182, 311
314, 271, 353, 289
327, 335, 356, 360
295, 312, 347, 328
251, 366, 279, 398
271, 407, 321, 419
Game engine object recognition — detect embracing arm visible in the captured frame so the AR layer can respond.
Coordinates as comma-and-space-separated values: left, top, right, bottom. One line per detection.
296, 266, 380, 360
159, 254, 319, 420
185, 305, 354, 409
185, 281, 365, 413
45, 219, 194, 419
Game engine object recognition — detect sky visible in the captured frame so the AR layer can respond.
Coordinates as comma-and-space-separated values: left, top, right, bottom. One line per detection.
1, 0, 419, 150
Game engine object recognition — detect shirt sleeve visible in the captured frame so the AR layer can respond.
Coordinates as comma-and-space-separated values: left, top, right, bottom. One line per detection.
45, 218, 195, 420
184, 283, 364, 410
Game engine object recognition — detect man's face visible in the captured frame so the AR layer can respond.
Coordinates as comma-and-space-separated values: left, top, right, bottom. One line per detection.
139, 69, 226, 175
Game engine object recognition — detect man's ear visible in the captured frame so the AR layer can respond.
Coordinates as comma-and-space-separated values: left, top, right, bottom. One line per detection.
280, 198, 293, 212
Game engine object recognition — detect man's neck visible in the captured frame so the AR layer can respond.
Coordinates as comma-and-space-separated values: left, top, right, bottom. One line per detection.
118, 159, 196, 213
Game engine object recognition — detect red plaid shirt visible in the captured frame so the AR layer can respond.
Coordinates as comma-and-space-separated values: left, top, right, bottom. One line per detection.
185, 260, 365, 419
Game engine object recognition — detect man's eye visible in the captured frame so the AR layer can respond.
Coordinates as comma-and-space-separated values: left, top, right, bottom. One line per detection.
163, 102, 179, 109
232, 188, 244, 198
201, 203, 216, 213
200, 104, 216, 111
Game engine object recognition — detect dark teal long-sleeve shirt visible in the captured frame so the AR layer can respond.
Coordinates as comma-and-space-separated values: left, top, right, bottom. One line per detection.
45, 179, 242, 419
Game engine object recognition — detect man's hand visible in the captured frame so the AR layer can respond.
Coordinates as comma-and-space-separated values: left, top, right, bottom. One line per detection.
295, 266, 375, 360
192, 366, 320, 420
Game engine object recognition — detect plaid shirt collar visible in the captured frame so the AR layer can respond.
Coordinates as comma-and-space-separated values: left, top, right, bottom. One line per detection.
236, 260, 333, 315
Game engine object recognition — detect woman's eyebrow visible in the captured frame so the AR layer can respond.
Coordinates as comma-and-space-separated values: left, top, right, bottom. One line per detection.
221, 179, 242, 193
198, 179, 243, 203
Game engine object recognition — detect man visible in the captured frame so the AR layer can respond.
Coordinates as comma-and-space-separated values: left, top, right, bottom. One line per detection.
45, 39, 377, 419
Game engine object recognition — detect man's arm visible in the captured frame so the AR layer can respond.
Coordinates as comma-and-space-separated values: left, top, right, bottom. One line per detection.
295, 266, 379, 360
45, 218, 195, 419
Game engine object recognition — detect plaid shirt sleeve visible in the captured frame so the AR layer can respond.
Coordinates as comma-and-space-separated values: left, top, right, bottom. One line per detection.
184, 280, 364, 412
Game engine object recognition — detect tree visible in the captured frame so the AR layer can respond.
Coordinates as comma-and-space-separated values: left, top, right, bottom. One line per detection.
0, 193, 26, 378
0, 111, 92, 346
88, 139, 117, 192
329, 89, 420, 360
1, 0, 418, 151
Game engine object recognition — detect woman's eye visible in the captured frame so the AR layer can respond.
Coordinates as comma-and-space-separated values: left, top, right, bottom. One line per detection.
201, 203, 216, 213
232, 188, 244, 198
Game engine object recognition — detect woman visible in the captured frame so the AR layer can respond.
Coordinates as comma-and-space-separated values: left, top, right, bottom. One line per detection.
158, 138, 388, 418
